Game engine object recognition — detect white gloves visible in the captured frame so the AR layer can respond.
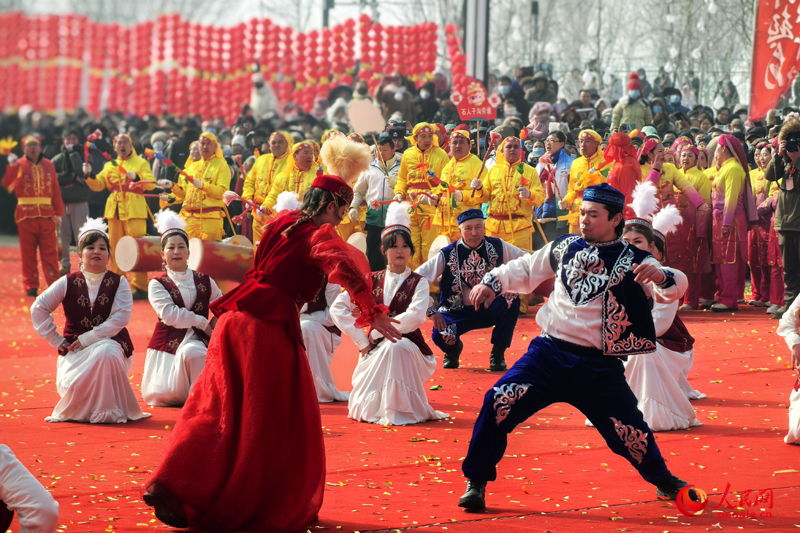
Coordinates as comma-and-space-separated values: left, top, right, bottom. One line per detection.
157, 179, 174, 189
125, 171, 137, 181
159, 194, 171, 202
82, 163, 92, 175
348, 208, 359, 221
192, 177, 204, 189
7, 154, 18, 165
419, 193, 439, 206
453, 190, 463, 202
518, 186, 531, 199
470, 178, 483, 190
558, 198, 569, 210
393, 193, 404, 202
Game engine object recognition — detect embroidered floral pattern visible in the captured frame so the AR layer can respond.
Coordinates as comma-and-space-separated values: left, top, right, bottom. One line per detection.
481, 272, 502, 294
167, 339, 181, 351
92, 316, 105, 326
96, 293, 109, 307
440, 323, 457, 345
604, 292, 632, 346
610, 417, 649, 464
77, 295, 90, 308
607, 332, 656, 355
72, 277, 85, 287
104, 278, 114, 287
462, 250, 488, 286
80, 317, 91, 328
493, 383, 531, 425
608, 245, 634, 288
564, 247, 609, 304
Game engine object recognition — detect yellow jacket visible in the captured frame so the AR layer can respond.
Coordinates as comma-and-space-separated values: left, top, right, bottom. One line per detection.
243, 153, 289, 205
479, 160, 545, 234
433, 152, 486, 229
172, 157, 231, 220
564, 151, 608, 207
263, 166, 317, 211
682, 167, 712, 204
394, 145, 449, 198
87, 154, 155, 220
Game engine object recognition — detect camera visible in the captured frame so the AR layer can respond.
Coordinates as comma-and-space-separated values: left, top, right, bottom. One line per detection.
787, 139, 799, 153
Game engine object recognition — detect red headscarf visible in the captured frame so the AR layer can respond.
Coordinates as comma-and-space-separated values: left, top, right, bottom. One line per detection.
604, 133, 641, 220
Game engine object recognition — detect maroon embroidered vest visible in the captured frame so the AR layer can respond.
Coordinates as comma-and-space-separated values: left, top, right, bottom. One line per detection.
62, 271, 134, 357
657, 315, 695, 353
147, 271, 212, 354
371, 270, 433, 356
303, 274, 341, 336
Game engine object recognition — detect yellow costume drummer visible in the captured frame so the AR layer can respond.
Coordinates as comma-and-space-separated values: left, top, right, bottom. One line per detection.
262, 141, 318, 211
393, 123, 449, 268
243, 131, 292, 243
476, 136, 545, 314
84, 134, 155, 297
559, 129, 608, 233
433, 130, 486, 241
168, 132, 231, 241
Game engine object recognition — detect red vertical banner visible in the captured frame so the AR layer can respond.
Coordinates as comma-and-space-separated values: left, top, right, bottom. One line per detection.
750, 1, 800, 120
0, 12, 11, 111
59, 15, 83, 113
40, 16, 59, 113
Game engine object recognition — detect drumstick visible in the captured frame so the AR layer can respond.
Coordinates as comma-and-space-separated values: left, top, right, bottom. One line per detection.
471, 132, 501, 198
371, 134, 389, 177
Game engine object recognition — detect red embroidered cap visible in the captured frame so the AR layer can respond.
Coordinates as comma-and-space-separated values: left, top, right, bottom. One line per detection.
311, 174, 354, 205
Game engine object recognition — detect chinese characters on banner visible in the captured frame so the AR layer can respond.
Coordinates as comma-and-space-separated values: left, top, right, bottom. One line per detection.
750, 0, 800, 120
453, 81, 498, 121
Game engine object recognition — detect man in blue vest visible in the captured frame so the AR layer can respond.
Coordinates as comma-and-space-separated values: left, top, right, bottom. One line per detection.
457, 183, 698, 510
416, 209, 526, 371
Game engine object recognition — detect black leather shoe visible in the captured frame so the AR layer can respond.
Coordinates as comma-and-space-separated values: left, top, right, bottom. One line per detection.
26, 288, 38, 297
143, 491, 189, 528
489, 347, 507, 372
458, 479, 487, 510
654, 473, 696, 501
442, 340, 463, 369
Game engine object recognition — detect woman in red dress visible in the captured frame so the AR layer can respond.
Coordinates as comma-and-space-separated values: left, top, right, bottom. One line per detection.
143, 137, 400, 531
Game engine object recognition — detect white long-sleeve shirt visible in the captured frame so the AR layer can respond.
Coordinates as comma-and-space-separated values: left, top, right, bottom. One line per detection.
148, 268, 222, 342
486, 240, 687, 351
777, 297, 800, 349
0, 445, 59, 533
31, 272, 132, 350
331, 268, 429, 350
416, 238, 528, 283
351, 156, 402, 209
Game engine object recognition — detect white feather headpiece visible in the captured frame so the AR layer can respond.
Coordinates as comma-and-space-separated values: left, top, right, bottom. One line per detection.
77, 217, 108, 241
275, 191, 302, 214
628, 180, 659, 222
154, 209, 186, 235
381, 202, 412, 240
651, 204, 683, 244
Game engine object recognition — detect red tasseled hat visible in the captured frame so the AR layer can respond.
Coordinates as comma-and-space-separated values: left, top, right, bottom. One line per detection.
627, 72, 642, 92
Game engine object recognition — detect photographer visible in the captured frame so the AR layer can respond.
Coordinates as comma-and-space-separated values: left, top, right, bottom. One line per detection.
51, 129, 89, 276
765, 117, 800, 319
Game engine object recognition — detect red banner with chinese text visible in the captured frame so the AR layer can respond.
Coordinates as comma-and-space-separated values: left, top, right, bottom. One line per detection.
750, 1, 800, 120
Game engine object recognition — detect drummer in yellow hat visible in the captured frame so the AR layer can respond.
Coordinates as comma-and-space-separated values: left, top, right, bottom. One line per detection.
433, 129, 487, 242
393, 122, 450, 269
243, 131, 292, 244
559, 129, 608, 233
83, 133, 156, 298
169, 132, 231, 241
261, 140, 318, 214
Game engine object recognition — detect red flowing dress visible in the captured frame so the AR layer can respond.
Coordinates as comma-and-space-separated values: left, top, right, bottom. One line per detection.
145, 210, 385, 532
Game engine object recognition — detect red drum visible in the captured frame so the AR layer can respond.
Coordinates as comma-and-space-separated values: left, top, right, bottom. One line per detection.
115, 236, 163, 273
187, 236, 254, 283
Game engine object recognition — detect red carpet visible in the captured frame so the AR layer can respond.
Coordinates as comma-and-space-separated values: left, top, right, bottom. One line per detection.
1, 245, 799, 532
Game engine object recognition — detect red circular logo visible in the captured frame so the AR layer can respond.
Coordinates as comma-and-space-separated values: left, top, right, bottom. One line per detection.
676, 485, 708, 516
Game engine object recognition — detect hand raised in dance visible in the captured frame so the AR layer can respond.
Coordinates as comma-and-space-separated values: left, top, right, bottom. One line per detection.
632, 262, 666, 285
470, 284, 497, 310
371, 314, 402, 343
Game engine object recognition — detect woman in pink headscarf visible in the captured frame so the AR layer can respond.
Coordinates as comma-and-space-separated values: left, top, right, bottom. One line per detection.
677, 146, 712, 310
526, 102, 552, 140
709, 134, 758, 312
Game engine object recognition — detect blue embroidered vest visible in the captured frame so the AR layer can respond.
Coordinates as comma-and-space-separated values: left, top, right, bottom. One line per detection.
549, 234, 671, 357
437, 236, 506, 311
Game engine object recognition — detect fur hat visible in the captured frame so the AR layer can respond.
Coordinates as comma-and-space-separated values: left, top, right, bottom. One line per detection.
320, 134, 371, 187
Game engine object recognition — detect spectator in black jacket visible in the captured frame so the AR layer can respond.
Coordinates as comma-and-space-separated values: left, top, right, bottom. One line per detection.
51, 129, 89, 275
